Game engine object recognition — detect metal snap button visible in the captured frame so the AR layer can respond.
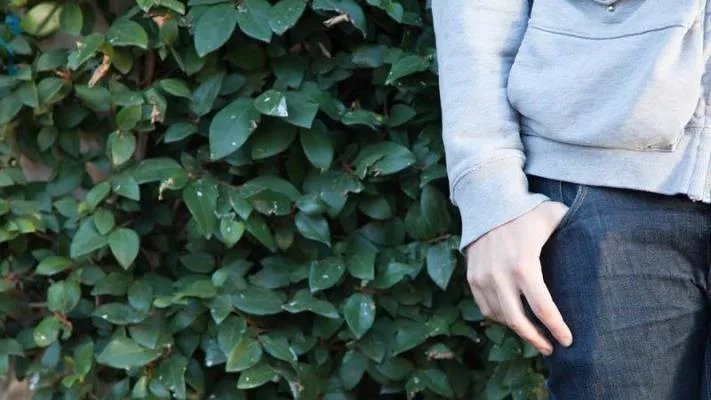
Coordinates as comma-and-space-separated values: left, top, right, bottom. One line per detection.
607, 4, 616, 12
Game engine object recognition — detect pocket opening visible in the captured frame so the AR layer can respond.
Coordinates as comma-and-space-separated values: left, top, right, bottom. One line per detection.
555, 181, 588, 235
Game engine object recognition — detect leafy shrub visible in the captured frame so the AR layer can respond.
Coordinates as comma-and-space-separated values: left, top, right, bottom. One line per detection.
0, 0, 547, 398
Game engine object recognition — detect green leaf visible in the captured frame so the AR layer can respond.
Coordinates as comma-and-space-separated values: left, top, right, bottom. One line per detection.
21, 2, 62, 37
47, 280, 81, 314
178, 280, 217, 299
183, 178, 219, 238
108, 131, 136, 166
75, 85, 111, 112
97, 338, 162, 369
93, 208, 115, 235
300, 123, 333, 170
391, 320, 429, 356
0, 340, 23, 357
237, 361, 278, 389
158, 354, 188, 398
354, 141, 415, 178
74, 340, 94, 376
254, 89, 287, 117
36, 256, 74, 276
418, 369, 455, 398
235, 0, 273, 42
179, 252, 216, 273
156, 0, 186, 14
34, 316, 61, 347
373, 262, 413, 289
189, 72, 224, 116
218, 316, 247, 355
128, 315, 162, 350
113, 174, 141, 201
339, 350, 367, 390
421, 185, 451, 228
209, 97, 259, 160
225, 336, 262, 372
283, 289, 339, 319
341, 109, 383, 130
232, 286, 283, 315
164, 122, 198, 143
283, 91, 319, 128
308, 258, 345, 293
359, 195, 392, 220
426, 242, 457, 291
85, 182, 111, 210
67, 33, 105, 70
193, 3, 239, 57
32, 131, 56, 154
116, 105, 143, 131
343, 293, 375, 339
295, 212, 330, 246
17, 81, 39, 108
158, 79, 192, 99
91, 271, 133, 296
60, 2, 83, 36
0, 93, 23, 124
70, 219, 108, 259
269, 0, 306, 35
209, 294, 233, 324
244, 213, 276, 251
261, 334, 297, 363
108, 228, 140, 269
251, 119, 297, 160
37, 77, 67, 104
132, 158, 186, 184
219, 217, 245, 247
128, 280, 153, 313
36, 50, 69, 71
346, 246, 376, 281
386, 54, 430, 85
93, 303, 146, 325
106, 19, 149, 49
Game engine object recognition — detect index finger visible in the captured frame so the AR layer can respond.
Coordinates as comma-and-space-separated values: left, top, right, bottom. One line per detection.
519, 263, 573, 347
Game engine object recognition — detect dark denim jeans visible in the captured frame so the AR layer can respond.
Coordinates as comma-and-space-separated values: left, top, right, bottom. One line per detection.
525, 174, 711, 399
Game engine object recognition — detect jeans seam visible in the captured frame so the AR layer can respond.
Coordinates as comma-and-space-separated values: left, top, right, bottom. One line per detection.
556, 183, 588, 236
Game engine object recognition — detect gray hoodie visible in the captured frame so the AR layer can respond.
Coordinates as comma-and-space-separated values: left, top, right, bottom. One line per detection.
431, 0, 711, 252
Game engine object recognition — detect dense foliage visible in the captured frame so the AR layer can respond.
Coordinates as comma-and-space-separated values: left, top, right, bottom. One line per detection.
0, 0, 548, 398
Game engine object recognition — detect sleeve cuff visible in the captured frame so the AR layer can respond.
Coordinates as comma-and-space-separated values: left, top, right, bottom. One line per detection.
451, 157, 551, 254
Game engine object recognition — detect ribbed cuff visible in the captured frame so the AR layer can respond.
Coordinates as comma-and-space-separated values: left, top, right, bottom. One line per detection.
452, 157, 551, 254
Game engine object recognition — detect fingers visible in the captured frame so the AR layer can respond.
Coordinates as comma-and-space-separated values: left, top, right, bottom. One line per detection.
468, 269, 555, 356
519, 260, 574, 348
492, 277, 554, 355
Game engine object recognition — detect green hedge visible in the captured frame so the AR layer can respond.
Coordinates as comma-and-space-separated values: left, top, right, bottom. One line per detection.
0, 0, 547, 398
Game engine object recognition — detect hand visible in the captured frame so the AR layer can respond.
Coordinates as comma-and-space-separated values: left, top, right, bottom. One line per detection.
465, 200, 574, 355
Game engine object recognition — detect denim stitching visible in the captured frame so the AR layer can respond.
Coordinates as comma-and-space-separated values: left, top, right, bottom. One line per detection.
555, 182, 588, 236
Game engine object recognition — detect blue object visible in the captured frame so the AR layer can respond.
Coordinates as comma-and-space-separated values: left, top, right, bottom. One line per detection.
2, 14, 20, 75
4, 14, 20, 36
525, 174, 711, 398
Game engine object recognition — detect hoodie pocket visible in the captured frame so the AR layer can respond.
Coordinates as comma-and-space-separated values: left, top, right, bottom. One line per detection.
507, 0, 704, 151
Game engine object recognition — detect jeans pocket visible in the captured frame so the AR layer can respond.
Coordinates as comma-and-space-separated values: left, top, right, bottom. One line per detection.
555, 179, 588, 235
528, 174, 588, 236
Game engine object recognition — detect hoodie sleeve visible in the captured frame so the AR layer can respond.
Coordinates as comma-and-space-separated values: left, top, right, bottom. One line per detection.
431, 0, 551, 254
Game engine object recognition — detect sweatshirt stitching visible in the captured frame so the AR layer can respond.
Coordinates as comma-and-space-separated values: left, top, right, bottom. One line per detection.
528, 23, 691, 40
450, 155, 525, 201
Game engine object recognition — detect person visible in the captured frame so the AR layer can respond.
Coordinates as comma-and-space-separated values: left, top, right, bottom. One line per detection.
431, 0, 711, 398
